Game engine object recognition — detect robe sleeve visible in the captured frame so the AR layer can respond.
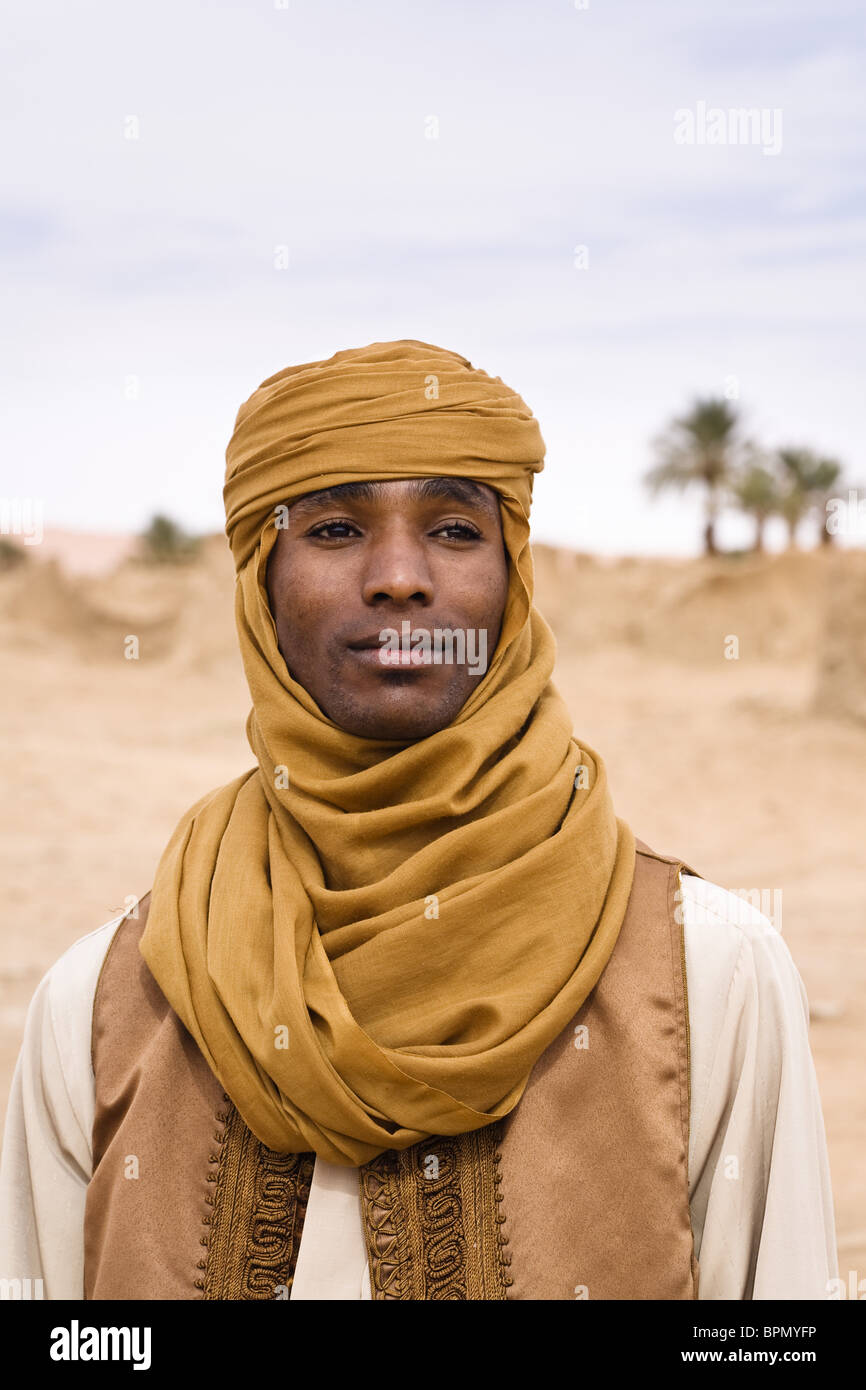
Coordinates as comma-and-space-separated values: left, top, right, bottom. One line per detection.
0, 886, 841, 1303
0, 919, 120, 1300
681, 876, 839, 1300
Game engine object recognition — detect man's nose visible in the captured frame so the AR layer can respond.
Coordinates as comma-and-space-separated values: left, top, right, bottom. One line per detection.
361, 534, 434, 606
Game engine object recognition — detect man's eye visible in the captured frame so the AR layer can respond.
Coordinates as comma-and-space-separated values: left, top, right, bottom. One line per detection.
308, 520, 359, 539
434, 521, 481, 540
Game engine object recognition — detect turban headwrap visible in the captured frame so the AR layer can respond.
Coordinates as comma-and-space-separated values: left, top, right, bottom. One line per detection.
140, 339, 636, 1164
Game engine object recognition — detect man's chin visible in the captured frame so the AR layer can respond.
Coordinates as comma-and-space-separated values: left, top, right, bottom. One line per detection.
320, 680, 467, 741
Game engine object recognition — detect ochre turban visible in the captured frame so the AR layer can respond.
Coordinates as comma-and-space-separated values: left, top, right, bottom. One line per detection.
141, 339, 636, 1165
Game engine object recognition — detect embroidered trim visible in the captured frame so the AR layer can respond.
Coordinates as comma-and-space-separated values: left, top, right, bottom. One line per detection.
359, 1123, 513, 1300
201, 1098, 314, 1300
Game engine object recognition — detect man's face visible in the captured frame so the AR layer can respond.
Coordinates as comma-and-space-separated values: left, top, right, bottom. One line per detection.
266, 477, 509, 739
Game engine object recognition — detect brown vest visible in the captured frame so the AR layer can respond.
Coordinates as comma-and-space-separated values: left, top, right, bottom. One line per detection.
84, 841, 699, 1301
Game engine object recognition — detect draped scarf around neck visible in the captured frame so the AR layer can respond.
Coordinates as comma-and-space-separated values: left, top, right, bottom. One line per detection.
140, 339, 636, 1165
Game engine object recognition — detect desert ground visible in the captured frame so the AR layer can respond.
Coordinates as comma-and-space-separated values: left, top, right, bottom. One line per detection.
1, 534, 864, 1282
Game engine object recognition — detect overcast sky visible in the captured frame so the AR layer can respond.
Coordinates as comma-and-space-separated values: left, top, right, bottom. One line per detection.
3, 0, 864, 554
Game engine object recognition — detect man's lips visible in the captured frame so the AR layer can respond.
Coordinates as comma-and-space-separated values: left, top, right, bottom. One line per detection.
347, 644, 430, 668
345, 633, 436, 668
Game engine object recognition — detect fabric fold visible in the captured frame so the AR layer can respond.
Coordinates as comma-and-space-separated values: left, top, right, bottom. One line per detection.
140, 338, 636, 1164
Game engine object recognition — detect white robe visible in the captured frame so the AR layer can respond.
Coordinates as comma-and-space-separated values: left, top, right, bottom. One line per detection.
0, 874, 838, 1300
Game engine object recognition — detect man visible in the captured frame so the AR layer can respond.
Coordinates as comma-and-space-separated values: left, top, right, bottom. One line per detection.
0, 340, 837, 1300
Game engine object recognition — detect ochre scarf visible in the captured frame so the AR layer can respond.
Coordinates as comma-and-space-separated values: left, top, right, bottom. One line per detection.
140, 340, 636, 1165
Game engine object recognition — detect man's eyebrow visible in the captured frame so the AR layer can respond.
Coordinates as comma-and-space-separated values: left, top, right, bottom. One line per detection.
416, 478, 497, 512
289, 477, 498, 517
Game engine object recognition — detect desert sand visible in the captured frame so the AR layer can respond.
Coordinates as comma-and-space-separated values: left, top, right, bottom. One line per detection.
1, 534, 863, 1281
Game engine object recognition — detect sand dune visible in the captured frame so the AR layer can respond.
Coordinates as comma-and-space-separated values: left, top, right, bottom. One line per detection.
1, 536, 864, 1280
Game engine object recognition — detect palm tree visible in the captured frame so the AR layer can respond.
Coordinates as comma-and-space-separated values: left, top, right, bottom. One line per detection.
777, 449, 843, 548
777, 449, 813, 548
645, 398, 742, 556
729, 458, 781, 553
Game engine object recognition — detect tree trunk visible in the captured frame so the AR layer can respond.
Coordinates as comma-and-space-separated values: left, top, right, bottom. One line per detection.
703, 485, 721, 556
753, 516, 765, 553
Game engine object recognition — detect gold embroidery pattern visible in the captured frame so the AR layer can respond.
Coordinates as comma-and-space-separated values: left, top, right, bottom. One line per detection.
359, 1123, 513, 1300
199, 1098, 315, 1300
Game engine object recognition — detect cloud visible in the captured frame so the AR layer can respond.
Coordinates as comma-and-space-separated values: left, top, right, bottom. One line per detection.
2, 0, 864, 553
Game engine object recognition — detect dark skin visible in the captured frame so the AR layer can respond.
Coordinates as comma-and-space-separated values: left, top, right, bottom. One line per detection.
265, 477, 509, 740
